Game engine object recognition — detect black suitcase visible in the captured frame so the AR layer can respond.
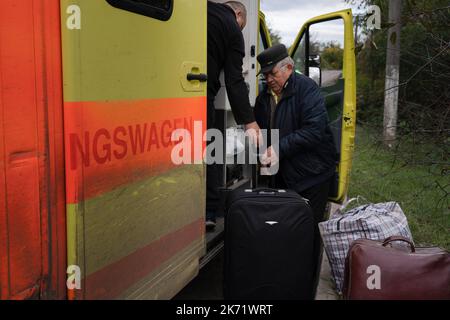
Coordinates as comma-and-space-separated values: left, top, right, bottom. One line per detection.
224, 187, 315, 300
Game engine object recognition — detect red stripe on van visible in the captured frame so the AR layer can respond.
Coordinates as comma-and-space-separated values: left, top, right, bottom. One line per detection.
64, 97, 206, 203
78, 218, 204, 299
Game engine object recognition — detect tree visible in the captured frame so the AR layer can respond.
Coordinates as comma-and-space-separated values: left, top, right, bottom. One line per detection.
383, 0, 402, 148
347, 0, 449, 147
321, 42, 344, 70
267, 25, 282, 46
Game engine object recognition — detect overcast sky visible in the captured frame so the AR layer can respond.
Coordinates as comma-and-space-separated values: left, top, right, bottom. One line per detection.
260, 0, 364, 47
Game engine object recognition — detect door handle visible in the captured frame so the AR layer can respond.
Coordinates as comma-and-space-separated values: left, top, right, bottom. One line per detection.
187, 73, 208, 82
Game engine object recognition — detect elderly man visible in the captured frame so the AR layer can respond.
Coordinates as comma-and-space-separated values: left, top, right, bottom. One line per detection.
206, 1, 260, 230
254, 44, 338, 296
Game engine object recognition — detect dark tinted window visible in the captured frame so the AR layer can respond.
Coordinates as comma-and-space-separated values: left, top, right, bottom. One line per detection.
106, 0, 173, 21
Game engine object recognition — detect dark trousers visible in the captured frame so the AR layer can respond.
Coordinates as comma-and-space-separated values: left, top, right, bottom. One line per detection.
206, 163, 220, 215
206, 98, 220, 217
273, 174, 331, 297
297, 179, 331, 297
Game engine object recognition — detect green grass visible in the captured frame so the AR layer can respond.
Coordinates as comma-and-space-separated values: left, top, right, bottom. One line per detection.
348, 126, 450, 250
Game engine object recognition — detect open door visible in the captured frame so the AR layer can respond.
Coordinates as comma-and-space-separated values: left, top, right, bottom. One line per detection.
61, 0, 206, 299
258, 11, 272, 54
0, 0, 66, 300
289, 9, 357, 203
257, 10, 272, 95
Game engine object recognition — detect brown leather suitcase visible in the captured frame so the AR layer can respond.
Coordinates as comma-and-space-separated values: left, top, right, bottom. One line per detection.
343, 236, 450, 300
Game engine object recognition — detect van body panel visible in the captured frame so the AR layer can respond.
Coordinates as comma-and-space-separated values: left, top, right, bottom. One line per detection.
0, 0, 66, 300
289, 9, 357, 203
60, 0, 207, 299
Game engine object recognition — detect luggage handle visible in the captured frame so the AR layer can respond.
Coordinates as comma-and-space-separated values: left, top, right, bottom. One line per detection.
382, 236, 415, 253
254, 188, 285, 195
259, 191, 276, 195
339, 196, 369, 213
250, 143, 276, 189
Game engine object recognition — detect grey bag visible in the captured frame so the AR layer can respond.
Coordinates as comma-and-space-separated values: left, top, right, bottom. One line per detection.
319, 199, 414, 294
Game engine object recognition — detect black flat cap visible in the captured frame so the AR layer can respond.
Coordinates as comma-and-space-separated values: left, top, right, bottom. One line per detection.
257, 44, 289, 75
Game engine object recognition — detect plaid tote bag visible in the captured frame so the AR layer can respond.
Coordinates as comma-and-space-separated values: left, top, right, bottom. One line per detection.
318, 199, 414, 294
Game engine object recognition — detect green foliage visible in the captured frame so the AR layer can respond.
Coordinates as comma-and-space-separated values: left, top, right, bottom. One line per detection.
345, 0, 449, 249
267, 25, 282, 46
321, 42, 344, 70
350, 0, 450, 142
349, 126, 450, 249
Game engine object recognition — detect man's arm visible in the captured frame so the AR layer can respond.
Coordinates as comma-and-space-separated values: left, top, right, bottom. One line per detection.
253, 94, 267, 130
223, 31, 255, 125
279, 81, 329, 159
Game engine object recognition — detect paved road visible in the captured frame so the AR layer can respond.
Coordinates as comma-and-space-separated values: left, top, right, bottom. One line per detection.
173, 249, 339, 300
321, 70, 342, 87
173, 204, 343, 300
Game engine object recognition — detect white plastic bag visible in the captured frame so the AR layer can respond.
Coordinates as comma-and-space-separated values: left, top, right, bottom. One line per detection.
225, 128, 245, 162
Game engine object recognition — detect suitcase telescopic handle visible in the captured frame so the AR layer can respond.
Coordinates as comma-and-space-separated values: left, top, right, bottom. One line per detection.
249, 140, 276, 188
253, 188, 282, 195
382, 236, 415, 252
250, 142, 260, 188
250, 143, 275, 188
251, 162, 258, 189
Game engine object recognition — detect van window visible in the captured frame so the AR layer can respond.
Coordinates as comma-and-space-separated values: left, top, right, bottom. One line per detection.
292, 35, 306, 75
258, 25, 269, 55
106, 0, 173, 21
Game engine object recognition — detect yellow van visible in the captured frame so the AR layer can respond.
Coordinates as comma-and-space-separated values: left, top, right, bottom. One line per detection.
0, 0, 355, 299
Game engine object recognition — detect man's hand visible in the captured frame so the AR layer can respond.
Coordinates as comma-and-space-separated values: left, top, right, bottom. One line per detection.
260, 145, 279, 167
244, 121, 262, 146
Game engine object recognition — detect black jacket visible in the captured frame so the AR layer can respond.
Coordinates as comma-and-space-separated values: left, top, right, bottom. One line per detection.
207, 1, 255, 125
254, 72, 337, 192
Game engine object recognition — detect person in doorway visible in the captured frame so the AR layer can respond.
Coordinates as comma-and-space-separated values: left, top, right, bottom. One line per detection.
206, 1, 261, 230
254, 44, 338, 296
